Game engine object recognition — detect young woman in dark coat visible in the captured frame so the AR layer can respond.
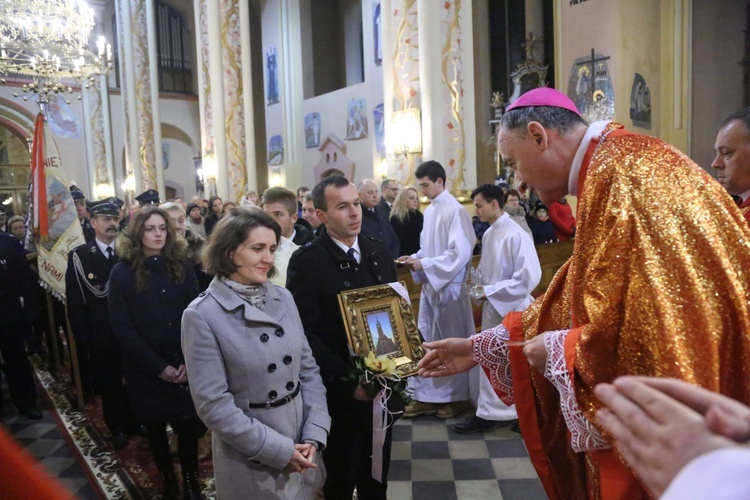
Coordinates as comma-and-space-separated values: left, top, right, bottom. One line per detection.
389, 186, 424, 256
108, 207, 205, 499
203, 195, 224, 236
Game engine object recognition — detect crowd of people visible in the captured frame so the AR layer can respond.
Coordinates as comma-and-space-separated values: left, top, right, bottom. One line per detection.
3, 90, 750, 500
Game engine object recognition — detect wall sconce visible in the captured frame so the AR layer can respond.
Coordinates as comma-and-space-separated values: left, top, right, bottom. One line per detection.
389, 108, 422, 157
376, 157, 389, 179
269, 167, 282, 187
203, 153, 218, 181
122, 175, 135, 193
94, 182, 115, 200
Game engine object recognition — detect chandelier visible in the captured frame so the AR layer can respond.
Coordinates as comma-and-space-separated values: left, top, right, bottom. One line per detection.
0, 0, 112, 103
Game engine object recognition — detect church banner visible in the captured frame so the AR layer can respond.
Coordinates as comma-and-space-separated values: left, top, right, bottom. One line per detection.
29, 112, 85, 300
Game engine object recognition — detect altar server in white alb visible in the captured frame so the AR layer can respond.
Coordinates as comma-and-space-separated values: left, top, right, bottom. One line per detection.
454, 183, 542, 433
400, 160, 476, 419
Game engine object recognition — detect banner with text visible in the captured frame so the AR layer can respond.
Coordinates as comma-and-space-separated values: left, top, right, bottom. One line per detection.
29, 112, 85, 300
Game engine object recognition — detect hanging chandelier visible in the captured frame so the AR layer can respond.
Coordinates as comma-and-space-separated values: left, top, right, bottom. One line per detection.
0, 0, 112, 102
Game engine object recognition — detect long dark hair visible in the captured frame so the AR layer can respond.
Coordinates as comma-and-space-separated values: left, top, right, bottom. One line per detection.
115, 207, 187, 291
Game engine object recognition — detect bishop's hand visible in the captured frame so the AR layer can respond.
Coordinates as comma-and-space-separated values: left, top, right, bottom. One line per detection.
418, 338, 477, 378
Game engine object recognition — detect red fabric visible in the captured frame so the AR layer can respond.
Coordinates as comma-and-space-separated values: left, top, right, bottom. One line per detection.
548, 201, 576, 241
739, 197, 750, 227
30, 113, 48, 238
503, 312, 561, 500
0, 426, 73, 499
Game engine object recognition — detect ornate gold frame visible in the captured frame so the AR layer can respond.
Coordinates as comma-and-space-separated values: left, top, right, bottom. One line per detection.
338, 282, 424, 377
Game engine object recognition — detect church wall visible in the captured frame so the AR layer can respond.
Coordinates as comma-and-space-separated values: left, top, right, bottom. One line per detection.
690, 0, 745, 172
556, 0, 616, 101
614, 0, 661, 135
262, 0, 384, 190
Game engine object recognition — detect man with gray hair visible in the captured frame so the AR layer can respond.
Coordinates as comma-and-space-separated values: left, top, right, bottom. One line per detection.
358, 179, 399, 258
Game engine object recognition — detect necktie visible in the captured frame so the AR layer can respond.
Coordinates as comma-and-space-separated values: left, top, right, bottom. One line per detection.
106, 247, 114, 261
346, 247, 357, 264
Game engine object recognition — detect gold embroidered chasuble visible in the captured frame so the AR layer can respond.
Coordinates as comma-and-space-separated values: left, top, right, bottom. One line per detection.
506, 123, 750, 499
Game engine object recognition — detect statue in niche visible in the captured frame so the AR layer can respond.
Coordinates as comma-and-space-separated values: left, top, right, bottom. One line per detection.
508, 32, 549, 104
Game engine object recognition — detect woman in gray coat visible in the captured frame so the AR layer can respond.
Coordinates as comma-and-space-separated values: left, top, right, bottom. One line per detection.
182, 209, 330, 499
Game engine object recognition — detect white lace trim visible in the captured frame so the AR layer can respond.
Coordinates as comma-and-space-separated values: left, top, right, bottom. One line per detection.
543, 330, 610, 452
471, 325, 514, 405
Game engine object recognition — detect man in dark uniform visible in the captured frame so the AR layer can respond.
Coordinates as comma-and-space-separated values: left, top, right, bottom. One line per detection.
70, 186, 95, 242
286, 176, 399, 500
65, 199, 136, 448
135, 188, 160, 206
0, 232, 42, 419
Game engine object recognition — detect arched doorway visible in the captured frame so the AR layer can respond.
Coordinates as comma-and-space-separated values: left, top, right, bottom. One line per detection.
0, 125, 32, 216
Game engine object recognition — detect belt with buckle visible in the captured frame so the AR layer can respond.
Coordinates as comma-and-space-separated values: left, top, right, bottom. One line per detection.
248, 382, 301, 409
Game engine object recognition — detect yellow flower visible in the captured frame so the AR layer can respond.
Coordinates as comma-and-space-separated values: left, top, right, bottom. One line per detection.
364, 351, 397, 374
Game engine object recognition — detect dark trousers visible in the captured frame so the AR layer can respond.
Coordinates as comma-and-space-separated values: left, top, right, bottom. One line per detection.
323, 401, 393, 500
0, 322, 38, 412
146, 415, 207, 474
87, 337, 135, 434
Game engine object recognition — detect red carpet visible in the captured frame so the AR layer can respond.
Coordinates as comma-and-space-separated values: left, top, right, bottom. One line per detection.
31, 355, 215, 499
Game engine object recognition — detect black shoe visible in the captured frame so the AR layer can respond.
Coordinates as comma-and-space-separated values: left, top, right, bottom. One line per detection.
159, 466, 179, 500
20, 406, 43, 420
182, 469, 204, 500
453, 416, 499, 434
112, 432, 129, 450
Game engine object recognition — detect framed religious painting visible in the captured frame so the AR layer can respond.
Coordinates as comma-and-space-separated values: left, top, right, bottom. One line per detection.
338, 282, 424, 377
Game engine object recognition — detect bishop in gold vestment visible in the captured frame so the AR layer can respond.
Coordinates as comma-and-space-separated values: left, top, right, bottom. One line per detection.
418, 88, 750, 500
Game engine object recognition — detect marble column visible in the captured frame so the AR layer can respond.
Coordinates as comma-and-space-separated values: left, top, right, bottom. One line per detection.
115, 0, 165, 200
383, 0, 477, 190
194, 0, 256, 202
416, 0, 476, 191
382, 0, 421, 185
82, 74, 116, 200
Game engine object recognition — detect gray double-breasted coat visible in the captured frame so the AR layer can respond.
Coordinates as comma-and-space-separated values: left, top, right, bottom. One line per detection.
182, 277, 331, 499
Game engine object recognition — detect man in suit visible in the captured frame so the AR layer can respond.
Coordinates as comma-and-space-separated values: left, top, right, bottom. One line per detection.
713, 107, 750, 226
70, 186, 95, 242
378, 179, 399, 216
287, 176, 398, 500
358, 179, 400, 259
65, 199, 136, 449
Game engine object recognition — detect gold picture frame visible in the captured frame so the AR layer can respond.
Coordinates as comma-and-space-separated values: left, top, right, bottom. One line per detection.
338, 282, 424, 377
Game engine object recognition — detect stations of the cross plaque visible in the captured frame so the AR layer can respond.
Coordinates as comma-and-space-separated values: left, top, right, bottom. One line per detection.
575, 48, 611, 99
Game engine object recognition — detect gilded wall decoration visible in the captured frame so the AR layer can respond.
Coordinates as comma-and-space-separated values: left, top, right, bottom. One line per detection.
220, 0, 248, 201
440, 0, 467, 190
130, 0, 157, 190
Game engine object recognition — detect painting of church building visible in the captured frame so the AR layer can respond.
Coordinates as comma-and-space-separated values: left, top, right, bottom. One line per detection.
367, 310, 397, 356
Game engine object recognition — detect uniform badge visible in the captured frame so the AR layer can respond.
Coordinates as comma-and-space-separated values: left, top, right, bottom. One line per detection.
90, 247, 97, 253
88, 273, 95, 279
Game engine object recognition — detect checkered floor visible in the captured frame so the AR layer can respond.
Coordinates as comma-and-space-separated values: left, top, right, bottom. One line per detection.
3, 374, 546, 500
1, 403, 98, 498
387, 413, 546, 499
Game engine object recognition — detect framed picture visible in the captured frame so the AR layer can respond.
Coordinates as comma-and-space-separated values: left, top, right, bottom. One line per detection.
338, 282, 424, 377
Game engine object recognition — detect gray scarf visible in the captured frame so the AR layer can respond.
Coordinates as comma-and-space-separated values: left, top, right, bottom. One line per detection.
221, 277, 267, 310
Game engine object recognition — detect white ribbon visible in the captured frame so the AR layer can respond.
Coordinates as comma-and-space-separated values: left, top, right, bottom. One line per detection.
366, 369, 404, 482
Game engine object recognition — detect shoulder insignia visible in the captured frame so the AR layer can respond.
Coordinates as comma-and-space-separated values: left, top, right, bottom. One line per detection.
198, 290, 208, 297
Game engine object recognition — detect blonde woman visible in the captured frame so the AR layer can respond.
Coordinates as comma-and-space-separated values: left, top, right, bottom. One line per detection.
389, 186, 423, 256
